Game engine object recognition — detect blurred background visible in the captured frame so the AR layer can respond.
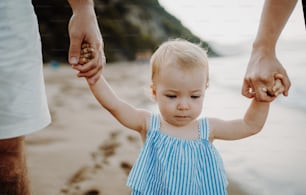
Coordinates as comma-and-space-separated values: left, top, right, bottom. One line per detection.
32, 0, 217, 63
32, 0, 305, 62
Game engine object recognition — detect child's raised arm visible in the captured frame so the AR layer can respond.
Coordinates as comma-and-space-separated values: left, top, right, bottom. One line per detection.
89, 76, 150, 134
209, 77, 284, 141
209, 99, 269, 141
74, 43, 151, 135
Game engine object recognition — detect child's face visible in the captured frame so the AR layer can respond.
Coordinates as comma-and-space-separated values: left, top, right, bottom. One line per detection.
152, 65, 207, 127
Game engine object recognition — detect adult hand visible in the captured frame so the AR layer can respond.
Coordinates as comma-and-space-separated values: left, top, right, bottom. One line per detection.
68, 3, 105, 84
242, 0, 296, 102
242, 48, 291, 102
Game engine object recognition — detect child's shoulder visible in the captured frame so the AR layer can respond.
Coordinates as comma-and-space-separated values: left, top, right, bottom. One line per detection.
205, 117, 223, 142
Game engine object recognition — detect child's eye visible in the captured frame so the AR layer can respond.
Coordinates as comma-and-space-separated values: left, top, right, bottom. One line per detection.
166, 95, 176, 99
191, 95, 200, 99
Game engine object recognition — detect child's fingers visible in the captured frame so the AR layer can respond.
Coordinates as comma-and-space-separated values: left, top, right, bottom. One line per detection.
81, 43, 90, 49
81, 47, 95, 55
81, 53, 94, 60
274, 73, 290, 96
241, 79, 255, 98
79, 57, 90, 65
79, 53, 94, 65
272, 79, 285, 96
77, 61, 102, 78
274, 88, 284, 96
74, 43, 104, 84
79, 42, 96, 65
274, 73, 284, 80
81, 49, 96, 61
274, 79, 283, 89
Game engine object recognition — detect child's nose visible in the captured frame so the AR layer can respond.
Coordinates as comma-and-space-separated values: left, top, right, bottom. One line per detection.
177, 99, 189, 110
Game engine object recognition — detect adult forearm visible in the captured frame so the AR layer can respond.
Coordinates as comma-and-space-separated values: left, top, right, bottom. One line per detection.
67, 0, 95, 12
253, 0, 298, 53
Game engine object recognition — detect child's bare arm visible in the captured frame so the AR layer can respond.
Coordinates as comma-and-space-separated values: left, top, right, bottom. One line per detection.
75, 43, 151, 134
209, 99, 269, 141
208, 73, 284, 141
90, 76, 151, 133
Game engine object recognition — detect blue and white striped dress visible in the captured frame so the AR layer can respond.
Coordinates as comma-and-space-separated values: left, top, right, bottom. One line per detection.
127, 114, 228, 195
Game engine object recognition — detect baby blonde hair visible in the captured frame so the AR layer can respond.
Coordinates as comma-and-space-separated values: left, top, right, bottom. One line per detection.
150, 39, 209, 86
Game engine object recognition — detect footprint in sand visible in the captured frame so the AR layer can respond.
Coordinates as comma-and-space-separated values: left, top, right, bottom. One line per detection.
60, 130, 139, 195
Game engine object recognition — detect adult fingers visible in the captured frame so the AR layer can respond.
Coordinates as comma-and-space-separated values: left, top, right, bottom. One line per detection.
241, 79, 255, 98
68, 34, 82, 65
254, 85, 276, 102
272, 79, 285, 96
274, 73, 291, 96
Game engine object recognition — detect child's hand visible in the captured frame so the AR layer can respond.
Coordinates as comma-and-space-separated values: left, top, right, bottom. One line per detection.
266, 73, 285, 97
72, 42, 99, 82
72, 42, 101, 84
272, 79, 285, 96
79, 43, 95, 65
261, 74, 285, 97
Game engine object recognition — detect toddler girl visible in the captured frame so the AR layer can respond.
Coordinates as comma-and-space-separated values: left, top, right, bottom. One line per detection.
74, 39, 284, 195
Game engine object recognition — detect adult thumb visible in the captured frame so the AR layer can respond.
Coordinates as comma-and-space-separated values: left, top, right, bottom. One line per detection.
68, 37, 82, 65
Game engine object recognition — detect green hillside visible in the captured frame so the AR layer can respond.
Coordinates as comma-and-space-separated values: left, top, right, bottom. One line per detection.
32, 0, 217, 62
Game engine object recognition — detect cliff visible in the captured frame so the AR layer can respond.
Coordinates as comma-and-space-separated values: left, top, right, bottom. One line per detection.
32, 0, 217, 62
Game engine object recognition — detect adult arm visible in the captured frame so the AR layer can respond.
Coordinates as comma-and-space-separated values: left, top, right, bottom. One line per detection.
67, 0, 105, 84
242, 0, 297, 102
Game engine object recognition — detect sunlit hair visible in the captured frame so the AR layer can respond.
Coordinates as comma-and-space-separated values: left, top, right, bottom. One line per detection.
150, 39, 209, 86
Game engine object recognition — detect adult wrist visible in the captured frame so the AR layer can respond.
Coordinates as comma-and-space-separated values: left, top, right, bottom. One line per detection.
68, 0, 95, 13
252, 39, 276, 56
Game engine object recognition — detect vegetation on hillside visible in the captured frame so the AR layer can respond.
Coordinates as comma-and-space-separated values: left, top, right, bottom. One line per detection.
32, 0, 217, 63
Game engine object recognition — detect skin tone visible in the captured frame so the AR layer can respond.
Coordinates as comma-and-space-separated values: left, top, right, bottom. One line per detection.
0, 137, 30, 195
151, 65, 207, 140
76, 43, 285, 144
242, 0, 298, 102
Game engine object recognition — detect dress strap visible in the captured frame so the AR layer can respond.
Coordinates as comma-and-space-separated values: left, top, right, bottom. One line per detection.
149, 113, 160, 131
199, 117, 209, 140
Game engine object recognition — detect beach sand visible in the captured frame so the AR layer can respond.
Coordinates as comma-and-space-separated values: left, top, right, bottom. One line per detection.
26, 62, 306, 195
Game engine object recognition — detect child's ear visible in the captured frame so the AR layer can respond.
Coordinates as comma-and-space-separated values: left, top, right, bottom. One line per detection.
151, 84, 157, 98
206, 82, 209, 89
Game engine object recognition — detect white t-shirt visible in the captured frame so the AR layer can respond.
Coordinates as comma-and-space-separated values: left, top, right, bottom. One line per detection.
0, 0, 51, 139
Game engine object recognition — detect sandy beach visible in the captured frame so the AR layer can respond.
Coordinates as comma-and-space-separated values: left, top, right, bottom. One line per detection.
26, 61, 306, 195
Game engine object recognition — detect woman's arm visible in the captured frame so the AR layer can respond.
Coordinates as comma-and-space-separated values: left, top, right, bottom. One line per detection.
242, 0, 297, 101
